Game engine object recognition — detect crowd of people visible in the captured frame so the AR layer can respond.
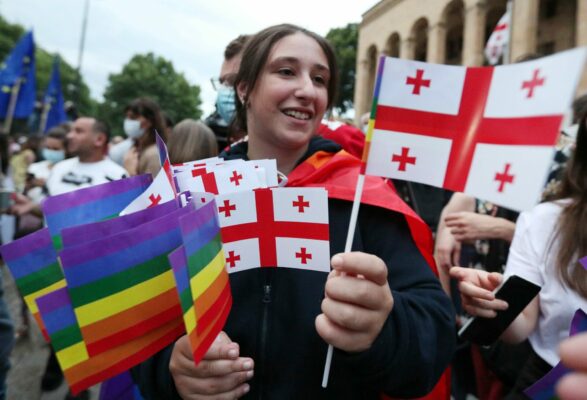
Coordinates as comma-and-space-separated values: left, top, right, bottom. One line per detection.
0, 23, 585, 400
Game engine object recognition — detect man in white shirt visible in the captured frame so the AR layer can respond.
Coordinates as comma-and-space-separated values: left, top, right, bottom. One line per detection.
47, 117, 127, 195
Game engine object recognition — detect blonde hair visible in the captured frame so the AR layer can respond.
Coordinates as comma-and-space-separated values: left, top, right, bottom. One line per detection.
168, 119, 218, 164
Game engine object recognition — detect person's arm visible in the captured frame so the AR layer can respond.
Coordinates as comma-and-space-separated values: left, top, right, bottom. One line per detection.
449, 266, 539, 343
434, 192, 475, 294
445, 212, 516, 242
322, 204, 455, 398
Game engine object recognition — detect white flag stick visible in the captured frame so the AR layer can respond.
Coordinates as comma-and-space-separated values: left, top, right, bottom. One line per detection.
321, 172, 366, 387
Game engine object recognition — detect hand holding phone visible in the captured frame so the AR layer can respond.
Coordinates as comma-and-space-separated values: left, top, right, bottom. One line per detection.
458, 275, 541, 345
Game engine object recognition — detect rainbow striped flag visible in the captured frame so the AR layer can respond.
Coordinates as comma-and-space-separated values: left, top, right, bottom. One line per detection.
169, 200, 232, 363
42, 174, 152, 249
58, 205, 189, 356
0, 228, 65, 340
37, 287, 183, 395
61, 199, 178, 248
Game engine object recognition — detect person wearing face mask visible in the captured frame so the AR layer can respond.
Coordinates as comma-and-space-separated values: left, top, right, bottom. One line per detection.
204, 34, 250, 151
119, 98, 168, 177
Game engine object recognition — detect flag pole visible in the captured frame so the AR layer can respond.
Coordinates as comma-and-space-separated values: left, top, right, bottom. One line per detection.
321, 172, 365, 388
503, 0, 514, 65
38, 101, 50, 135
2, 77, 22, 135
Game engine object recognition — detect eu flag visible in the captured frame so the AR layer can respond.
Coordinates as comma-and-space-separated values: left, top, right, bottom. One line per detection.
42, 57, 67, 132
0, 31, 36, 119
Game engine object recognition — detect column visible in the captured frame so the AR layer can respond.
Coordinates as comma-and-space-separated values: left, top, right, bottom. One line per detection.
354, 57, 371, 126
400, 37, 415, 60
463, 1, 487, 66
510, 0, 539, 61
427, 22, 447, 64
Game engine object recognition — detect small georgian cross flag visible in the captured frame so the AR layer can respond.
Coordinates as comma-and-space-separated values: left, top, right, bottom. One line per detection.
215, 187, 330, 273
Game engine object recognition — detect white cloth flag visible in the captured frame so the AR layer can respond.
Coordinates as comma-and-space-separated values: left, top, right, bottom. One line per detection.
365, 48, 587, 211
215, 188, 330, 274
485, 10, 510, 65
119, 168, 176, 215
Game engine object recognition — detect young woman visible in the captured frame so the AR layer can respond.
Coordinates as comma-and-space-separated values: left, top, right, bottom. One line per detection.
134, 24, 454, 400
120, 97, 167, 177
451, 112, 587, 398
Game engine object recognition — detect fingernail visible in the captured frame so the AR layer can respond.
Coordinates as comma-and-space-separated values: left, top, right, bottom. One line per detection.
243, 384, 250, 393
243, 361, 252, 369
246, 370, 254, 379
228, 349, 238, 358
331, 254, 343, 267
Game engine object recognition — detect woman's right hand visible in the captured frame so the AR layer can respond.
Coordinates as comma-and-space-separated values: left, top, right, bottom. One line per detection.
169, 332, 254, 400
449, 267, 508, 318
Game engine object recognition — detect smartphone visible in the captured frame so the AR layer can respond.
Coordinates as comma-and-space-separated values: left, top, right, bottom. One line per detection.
458, 274, 541, 346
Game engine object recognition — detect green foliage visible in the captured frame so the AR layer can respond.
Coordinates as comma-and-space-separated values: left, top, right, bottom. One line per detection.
326, 23, 358, 114
99, 53, 202, 136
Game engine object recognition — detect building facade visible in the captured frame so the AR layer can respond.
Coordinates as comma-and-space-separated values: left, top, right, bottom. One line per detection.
354, 0, 587, 124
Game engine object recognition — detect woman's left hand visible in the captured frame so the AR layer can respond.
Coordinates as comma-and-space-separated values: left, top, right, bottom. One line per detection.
315, 252, 394, 352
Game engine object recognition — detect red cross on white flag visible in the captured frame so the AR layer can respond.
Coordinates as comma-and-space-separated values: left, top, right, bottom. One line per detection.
484, 10, 510, 65
214, 187, 330, 273
364, 48, 587, 211
119, 167, 176, 216
176, 163, 262, 195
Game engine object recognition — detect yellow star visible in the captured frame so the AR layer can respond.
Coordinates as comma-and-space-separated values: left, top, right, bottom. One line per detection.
1, 85, 11, 93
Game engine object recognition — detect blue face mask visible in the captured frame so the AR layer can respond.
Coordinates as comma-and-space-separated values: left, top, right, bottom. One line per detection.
42, 148, 65, 163
216, 86, 236, 125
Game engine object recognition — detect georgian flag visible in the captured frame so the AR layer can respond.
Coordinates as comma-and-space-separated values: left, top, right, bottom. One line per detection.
215, 188, 330, 273
364, 48, 587, 211
120, 133, 177, 215
119, 169, 176, 215
484, 10, 510, 65
172, 157, 221, 174
176, 162, 261, 194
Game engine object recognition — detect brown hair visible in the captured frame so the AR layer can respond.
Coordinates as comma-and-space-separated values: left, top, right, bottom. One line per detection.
167, 119, 218, 164
233, 24, 339, 133
552, 111, 587, 298
125, 98, 167, 153
224, 35, 250, 60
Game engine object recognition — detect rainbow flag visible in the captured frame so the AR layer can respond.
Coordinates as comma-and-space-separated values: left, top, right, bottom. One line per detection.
0, 228, 65, 340
37, 287, 183, 395
42, 174, 152, 249
58, 206, 189, 356
169, 200, 232, 363
61, 199, 178, 248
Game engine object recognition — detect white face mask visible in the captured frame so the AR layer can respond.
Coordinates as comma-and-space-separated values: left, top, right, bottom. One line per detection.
123, 118, 145, 139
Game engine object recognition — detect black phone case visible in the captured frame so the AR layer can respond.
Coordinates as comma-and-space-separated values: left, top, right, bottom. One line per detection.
458, 275, 541, 345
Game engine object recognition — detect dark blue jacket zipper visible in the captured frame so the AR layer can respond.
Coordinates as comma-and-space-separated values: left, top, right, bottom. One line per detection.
258, 273, 272, 400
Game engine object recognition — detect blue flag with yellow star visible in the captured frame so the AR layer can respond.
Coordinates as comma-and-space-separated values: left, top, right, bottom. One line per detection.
43, 57, 67, 132
0, 31, 36, 119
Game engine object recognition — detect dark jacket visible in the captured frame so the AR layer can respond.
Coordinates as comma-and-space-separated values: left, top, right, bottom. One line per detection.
133, 137, 455, 399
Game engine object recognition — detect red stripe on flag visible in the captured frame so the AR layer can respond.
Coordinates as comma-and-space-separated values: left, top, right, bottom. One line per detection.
191, 295, 232, 364
195, 282, 231, 336
202, 173, 219, 194
85, 302, 183, 356
67, 318, 185, 395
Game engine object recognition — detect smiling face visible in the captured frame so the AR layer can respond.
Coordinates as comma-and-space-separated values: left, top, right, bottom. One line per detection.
239, 32, 330, 155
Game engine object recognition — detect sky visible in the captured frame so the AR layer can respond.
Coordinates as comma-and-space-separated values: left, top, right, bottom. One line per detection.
0, 0, 379, 117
